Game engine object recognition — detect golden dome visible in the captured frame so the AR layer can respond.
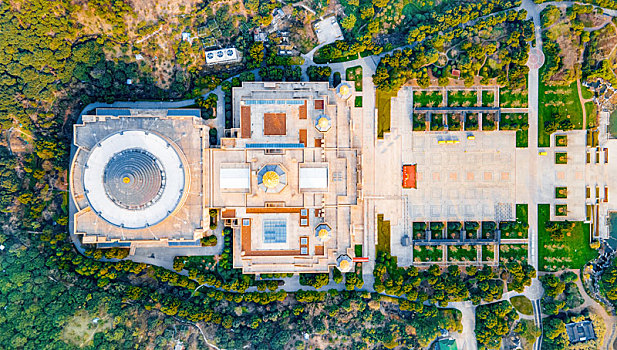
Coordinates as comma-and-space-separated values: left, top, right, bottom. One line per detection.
262, 171, 280, 189
318, 228, 329, 239
318, 117, 330, 130
339, 259, 350, 271
122, 177, 131, 184
339, 84, 349, 95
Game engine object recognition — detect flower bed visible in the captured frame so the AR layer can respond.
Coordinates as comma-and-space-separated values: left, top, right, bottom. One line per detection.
447, 245, 477, 262
413, 245, 444, 262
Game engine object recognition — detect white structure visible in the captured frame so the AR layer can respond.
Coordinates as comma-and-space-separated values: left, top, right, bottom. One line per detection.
204, 48, 240, 65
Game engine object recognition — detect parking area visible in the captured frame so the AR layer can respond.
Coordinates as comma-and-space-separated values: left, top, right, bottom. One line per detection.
313, 16, 343, 45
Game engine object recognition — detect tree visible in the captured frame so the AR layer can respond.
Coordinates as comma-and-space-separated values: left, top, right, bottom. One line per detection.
341, 14, 356, 30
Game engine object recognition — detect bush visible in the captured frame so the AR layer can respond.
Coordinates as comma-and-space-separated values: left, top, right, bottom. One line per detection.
201, 235, 217, 247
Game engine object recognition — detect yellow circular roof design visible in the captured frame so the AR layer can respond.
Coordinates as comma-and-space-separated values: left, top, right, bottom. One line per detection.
122, 177, 131, 184
318, 228, 329, 239
339, 84, 349, 95
339, 259, 350, 270
318, 117, 330, 130
262, 171, 280, 189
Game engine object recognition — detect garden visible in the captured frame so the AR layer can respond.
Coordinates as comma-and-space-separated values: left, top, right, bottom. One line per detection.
430, 222, 445, 240
447, 113, 463, 131
447, 90, 477, 107
354, 96, 363, 108
499, 113, 529, 147
482, 90, 495, 107
464, 221, 480, 239
555, 204, 567, 216
413, 222, 427, 240
377, 214, 391, 255
465, 113, 479, 130
448, 245, 478, 262
345, 66, 363, 92
501, 204, 529, 239
555, 134, 567, 147
377, 89, 397, 138
538, 204, 597, 271
413, 90, 442, 107
499, 244, 528, 263
413, 245, 444, 262
499, 88, 528, 108
481, 112, 497, 131
481, 221, 498, 239
430, 114, 446, 131
555, 152, 568, 164
482, 245, 496, 262
413, 113, 427, 131
555, 187, 567, 199
538, 78, 584, 147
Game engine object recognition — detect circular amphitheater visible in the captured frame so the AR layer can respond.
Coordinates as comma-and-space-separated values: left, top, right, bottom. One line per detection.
83, 130, 187, 229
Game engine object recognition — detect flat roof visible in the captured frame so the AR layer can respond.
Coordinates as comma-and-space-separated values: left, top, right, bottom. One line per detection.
299, 167, 328, 189
220, 167, 250, 189
263, 113, 287, 135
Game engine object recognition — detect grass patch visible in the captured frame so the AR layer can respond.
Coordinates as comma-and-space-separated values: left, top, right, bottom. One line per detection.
346, 66, 363, 92
447, 90, 477, 107
482, 245, 495, 262
538, 77, 584, 147
610, 110, 617, 138
447, 113, 463, 131
465, 113, 479, 130
585, 101, 597, 129
355, 244, 363, 257
501, 204, 529, 239
413, 90, 442, 107
413, 113, 426, 131
555, 204, 567, 216
354, 95, 363, 108
538, 204, 597, 271
377, 89, 398, 138
555, 187, 567, 199
430, 114, 446, 131
376, 214, 391, 255
482, 112, 497, 131
555, 134, 567, 147
413, 245, 444, 262
499, 244, 528, 264
500, 113, 529, 148
555, 152, 568, 164
500, 88, 528, 108
510, 296, 533, 315
482, 90, 495, 106
62, 309, 112, 348
447, 245, 477, 262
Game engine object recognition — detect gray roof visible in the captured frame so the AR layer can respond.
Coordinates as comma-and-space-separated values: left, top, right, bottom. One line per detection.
565, 321, 596, 344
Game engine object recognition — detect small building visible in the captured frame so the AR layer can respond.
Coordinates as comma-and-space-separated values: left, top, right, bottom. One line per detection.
204, 48, 240, 65
565, 321, 596, 344
435, 338, 457, 350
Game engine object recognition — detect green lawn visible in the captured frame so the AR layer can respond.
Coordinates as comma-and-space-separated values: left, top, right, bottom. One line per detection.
355, 244, 363, 257
499, 244, 528, 263
500, 88, 528, 108
482, 245, 495, 262
413, 90, 442, 107
510, 296, 533, 315
555, 152, 567, 164
346, 66, 363, 92
502, 204, 529, 239
500, 113, 529, 148
517, 204, 528, 224
482, 90, 495, 107
538, 76, 584, 147
555, 135, 567, 147
413, 245, 443, 263
585, 101, 597, 129
354, 95, 363, 108
447, 245, 477, 262
447, 90, 477, 107
376, 214, 391, 255
538, 204, 597, 271
610, 110, 617, 139
377, 89, 398, 138
555, 187, 567, 199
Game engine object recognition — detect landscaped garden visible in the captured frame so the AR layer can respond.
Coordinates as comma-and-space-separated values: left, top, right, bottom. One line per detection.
430, 114, 446, 131
413, 222, 427, 240
413, 114, 426, 131
499, 113, 529, 147
482, 90, 495, 107
447, 245, 477, 262
414, 245, 444, 262
413, 90, 442, 107
377, 89, 398, 138
538, 78, 584, 147
465, 113, 479, 130
482, 245, 495, 262
447, 90, 477, 107
430, 222, 445, 240
555, 204, 567, 216
481, 112, 497, 131
464, 221, 480, 239
481, 221, 498, 239
345, 66, 363, 92
538, 204, 598, 271
354, 95, 363, 107
447, 222, 462, 239
499, 88, 528, 108
501, 204, 529, 239
499, 244, 528, 263
555, 187, 567, 199
447, 113, 462, 131
377, 214, 391, 255
510, 296, 533, 315
555, 152, 568, 164
555, 134, 568, 147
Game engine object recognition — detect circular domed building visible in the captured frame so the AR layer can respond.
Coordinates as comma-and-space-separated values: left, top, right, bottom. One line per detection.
69, 109, 207, 249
